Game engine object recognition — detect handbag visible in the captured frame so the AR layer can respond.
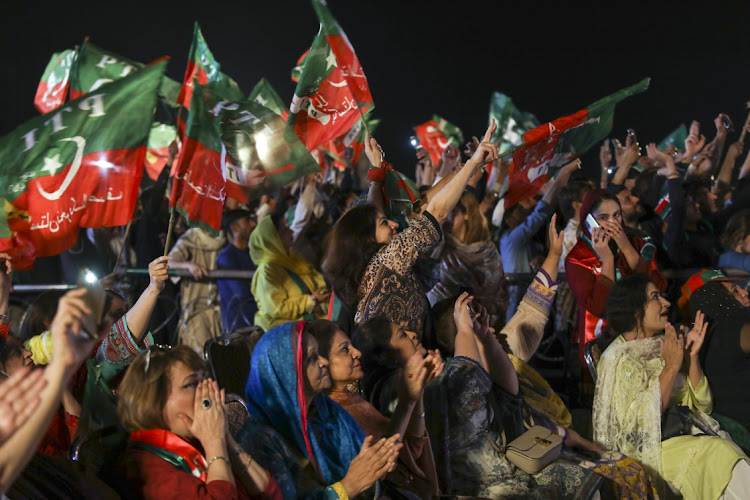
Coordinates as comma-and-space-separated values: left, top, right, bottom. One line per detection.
662, 405, 720, 441
504, 425, 563, 474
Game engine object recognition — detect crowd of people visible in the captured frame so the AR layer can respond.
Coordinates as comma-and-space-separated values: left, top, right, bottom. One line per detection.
3, 113, 750, 499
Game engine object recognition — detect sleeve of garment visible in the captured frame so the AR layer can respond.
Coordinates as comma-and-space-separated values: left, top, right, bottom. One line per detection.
95, 316, 153, 383
631, 237, 668, 293
291, 183, 316, 242
673, 373, 713, 415
505, 201, 554, 246
718, 251, 750, 272
377, 212, 442, 276
663, 177, 685, 260
501, 270, 558, 363
564, 255, 613, 318
444, 356, 493, 425
254, 264, 314, 321
168, 236, 192, 262
133, 450, 241, 500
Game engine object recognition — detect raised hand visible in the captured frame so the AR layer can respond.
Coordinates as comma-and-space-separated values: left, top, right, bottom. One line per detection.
453, 292, 476, 334
423, 350, 445, 383
0, 252, 12, 298
660, 322, 685, 372
590, 226, 613, 262
548, 213, 564, 257
182, 379, 227, 449
148, 256, 171, 292
0, 366, 47, 445
599, 140, 612, 170
467, 120, 499, 167
683, 120, 706, 160
684, 310, 708, 358
400, 351, 429, 401
470, 300, 491, 341
49, 288, 108, 373
464, 136, 480, 158
364, 132, 384, 168
599, 218, 630, 251
341, 435, 402, 497
440, 144, 460, 175
615, 132, 640, 167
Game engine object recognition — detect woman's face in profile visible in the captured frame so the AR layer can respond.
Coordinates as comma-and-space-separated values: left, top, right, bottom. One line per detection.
721, 281, 750, 308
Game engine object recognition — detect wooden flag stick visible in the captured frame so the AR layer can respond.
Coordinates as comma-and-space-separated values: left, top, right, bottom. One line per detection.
474, 143, 525, 169
112, 220, 133, 274
357, 105, 371, 137
163, 211, 176, 257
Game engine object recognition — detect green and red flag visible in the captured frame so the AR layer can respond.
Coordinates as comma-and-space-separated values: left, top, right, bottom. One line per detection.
319, 116, 379, 170
248, 78, 288, 119
177, 22, 242, 112
505, 78, 650, 208
658, 124, 687, 151
69, 40, 180, 106
0, 61, 166, 270
291, 49, 310, 83
34, 49, 77, 114
413, 115, 464, 166
218, 96, 322, 204
145, 123, 177, 180
171, 82, 320, 234
489, 92, 539, 153
289, 0, 374, 151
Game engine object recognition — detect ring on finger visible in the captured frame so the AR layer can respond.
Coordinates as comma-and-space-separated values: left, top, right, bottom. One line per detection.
201, 398, 212, 410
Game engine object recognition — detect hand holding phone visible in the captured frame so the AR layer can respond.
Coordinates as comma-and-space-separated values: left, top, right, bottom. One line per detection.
585, 213, 600, 234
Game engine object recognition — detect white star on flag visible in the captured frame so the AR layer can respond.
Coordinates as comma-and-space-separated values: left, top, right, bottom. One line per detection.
41, 153, 63, 176
325, 49, 337, 70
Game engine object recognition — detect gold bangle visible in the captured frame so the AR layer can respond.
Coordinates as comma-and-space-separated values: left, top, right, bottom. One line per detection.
331, 482, 349, 499
206, 455, 230, 470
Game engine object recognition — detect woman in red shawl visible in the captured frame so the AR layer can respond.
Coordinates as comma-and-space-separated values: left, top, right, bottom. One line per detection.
565, 189, 666, 364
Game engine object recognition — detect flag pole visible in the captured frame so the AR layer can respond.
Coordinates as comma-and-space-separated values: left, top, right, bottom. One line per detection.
357, 106, 371, 137
112, 219, 133, 274
163, 211, 176, 257
475, 143, 524, 169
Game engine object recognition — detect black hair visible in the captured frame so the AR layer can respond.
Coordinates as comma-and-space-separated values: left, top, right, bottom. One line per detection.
322, 205, 384, 310
18, 290, 66, 342
559, 179, 594, 222
304, 319, 342, 361
599, 274, 652, 352
351, 316, 401, 416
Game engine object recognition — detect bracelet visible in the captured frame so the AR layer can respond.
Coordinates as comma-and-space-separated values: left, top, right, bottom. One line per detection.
331, 482, 349, 499
206, 455, 230, 470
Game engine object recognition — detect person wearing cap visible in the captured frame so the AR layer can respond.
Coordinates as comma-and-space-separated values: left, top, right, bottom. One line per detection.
217, 210, 258, 333
683, 269, 750, 441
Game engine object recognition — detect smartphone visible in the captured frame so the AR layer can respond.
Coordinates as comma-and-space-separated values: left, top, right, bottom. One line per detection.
585, 213, 600, 233
76, 269, 107, 340
721, 114, 733, 131
409, 136, 420, 148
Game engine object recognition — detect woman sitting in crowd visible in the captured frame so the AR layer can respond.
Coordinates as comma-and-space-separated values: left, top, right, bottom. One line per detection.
238, 321, 402, 499
593, 274, 750, 499
353, 295, 656, 499
718, 209, 750, 271
308, 319, 442, 499
249, 213, 330, 332
323, 122, 499, 342
681, 269, 750, 443
566, 189, 667, 364
427, 190, 508, 324
117, 345, 279, 499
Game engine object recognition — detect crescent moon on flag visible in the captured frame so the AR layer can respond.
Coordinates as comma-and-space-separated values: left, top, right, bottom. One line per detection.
37, 136, 86, 201
437, 138, 451, 149
329, 79, 348, 87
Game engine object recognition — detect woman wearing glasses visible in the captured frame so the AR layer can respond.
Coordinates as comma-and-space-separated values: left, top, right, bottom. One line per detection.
117, 345, 281, 499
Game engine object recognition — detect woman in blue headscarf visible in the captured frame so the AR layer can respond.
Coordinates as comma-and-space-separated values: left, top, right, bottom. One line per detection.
238, 321, 402, 499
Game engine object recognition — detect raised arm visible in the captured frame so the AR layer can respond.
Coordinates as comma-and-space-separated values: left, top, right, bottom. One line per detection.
124, 256, 170, 343
365, 133, 387, 215
424, 121, 498, 223
610, 133, 640, 187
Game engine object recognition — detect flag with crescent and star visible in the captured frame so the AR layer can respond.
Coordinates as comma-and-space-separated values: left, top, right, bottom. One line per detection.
177, 23, 242, 112
0, 60, 167, 270
171, 81, 321, 234
34, 48, 77, 114
248, 78, 289, 120
288, 0, 374, 151
505, 78, 650, 209
413, 115, 464, 167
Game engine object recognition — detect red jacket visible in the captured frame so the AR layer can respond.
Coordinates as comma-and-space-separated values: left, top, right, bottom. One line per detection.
565, 233, 666, 363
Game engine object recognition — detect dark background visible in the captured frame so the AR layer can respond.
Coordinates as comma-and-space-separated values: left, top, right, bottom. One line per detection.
2, 0, 750, 180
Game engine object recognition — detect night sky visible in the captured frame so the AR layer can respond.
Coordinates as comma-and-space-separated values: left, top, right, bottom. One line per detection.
2, 0, 750, 180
